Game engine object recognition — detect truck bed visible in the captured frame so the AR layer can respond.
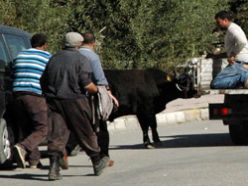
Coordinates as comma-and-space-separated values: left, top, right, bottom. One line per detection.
182, 57, 248, 95
208, 89, 248, 95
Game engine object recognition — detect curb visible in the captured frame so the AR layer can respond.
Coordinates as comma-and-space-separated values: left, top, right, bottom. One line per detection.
107, 107, 209, 132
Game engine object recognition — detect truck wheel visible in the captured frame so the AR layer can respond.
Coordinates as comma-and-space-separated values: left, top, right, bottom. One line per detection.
229, 124, 248, 145
0, 119, 14, 167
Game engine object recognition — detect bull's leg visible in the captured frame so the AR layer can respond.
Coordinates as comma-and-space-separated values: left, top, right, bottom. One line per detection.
149, 115, 161, 144
152, 130, 161, 143
137, 114, 154, 149
139, 113, 162, 146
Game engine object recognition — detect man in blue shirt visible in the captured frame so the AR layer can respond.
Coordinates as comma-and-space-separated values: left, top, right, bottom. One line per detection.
79, 32, 108, 85
79, 32, 118, 166
13, 33, 51, 169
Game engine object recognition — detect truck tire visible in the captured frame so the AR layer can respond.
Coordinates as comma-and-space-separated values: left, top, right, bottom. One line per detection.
229, 123, 248, 145
0, 119, 14, 167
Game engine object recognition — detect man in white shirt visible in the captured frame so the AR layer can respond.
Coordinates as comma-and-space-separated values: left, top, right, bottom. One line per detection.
211, 10, 248, 89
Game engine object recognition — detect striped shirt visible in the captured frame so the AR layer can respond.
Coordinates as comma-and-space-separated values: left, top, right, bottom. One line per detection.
13, 48, 51, 95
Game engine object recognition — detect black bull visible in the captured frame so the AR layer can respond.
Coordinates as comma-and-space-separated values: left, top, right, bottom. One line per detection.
105, 69, 197, 148
66, 69, 197, 151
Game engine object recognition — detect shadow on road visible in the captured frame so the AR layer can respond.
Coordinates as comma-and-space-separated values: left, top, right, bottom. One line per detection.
0, 173, 48, 181
110, 133, 235, 150
0, 172, 96, 181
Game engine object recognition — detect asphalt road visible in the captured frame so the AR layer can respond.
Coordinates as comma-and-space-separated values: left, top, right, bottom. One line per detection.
0, 120, 248, 186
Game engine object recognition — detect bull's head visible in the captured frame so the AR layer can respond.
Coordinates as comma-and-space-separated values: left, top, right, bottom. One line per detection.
171, 67, 199, 98
175, 73, 198, 98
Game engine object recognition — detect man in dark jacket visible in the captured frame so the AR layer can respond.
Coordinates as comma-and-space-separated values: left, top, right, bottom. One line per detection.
41, 32, 108, 180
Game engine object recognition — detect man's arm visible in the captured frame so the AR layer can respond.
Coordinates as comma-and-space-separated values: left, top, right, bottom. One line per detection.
232, 29, 247, 55
91, 56, 109, 85
107, 90, 119, 107
228, 28, 248, 63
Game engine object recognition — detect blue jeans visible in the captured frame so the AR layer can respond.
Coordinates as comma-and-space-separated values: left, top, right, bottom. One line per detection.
211, 62, 248, 89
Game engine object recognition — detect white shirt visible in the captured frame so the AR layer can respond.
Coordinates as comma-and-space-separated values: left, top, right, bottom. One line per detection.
224, 22, 248, 62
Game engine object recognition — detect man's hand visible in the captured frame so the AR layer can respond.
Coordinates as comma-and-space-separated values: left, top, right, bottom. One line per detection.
228, 53, 236, 64
227, 56, 235, 64
85, 82, 98, 93
107, 91, 119, 107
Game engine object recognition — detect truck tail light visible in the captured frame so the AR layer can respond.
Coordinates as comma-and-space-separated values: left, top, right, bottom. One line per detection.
209, 104, 234, 120
213, 107, 232, 116
220, 107, 231, 116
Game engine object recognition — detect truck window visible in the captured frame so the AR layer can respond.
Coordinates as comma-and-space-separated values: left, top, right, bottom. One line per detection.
4, 34, 29, 60
0, 38, 8, 67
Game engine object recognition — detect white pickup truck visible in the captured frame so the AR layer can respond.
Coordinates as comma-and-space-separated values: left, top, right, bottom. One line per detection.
181, 57, 248, 145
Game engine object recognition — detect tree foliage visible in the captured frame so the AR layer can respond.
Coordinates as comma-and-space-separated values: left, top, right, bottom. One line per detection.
0, 0, 71, 52
0, 0, 242, 69
230, 0, 248, 35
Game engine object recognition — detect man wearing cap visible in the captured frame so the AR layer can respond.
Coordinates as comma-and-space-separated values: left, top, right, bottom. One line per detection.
41, 32, 108, 180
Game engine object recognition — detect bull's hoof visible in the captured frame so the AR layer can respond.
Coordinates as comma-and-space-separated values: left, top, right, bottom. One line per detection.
153, 138, 162, 146
152, 137, 161, 143
144, 143, 155, 149
153, 141, 163, 147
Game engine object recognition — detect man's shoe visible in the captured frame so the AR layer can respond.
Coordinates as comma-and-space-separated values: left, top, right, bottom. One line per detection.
102, 156, 114, 167
14, 144, 27, 168
59, 154, 69, 170
244, 78, 248, 88
93, 157, 108, 176
69, 145, 81, 156
29, 160, 43, 169
48, 155, 62, 181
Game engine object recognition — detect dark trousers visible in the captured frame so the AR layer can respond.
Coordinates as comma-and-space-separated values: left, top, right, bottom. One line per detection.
66, 97, 110, 157
90, 95, 110, 158
47, 111, 70, 157
211, 62, 248, 88
96, 120, 110, 158
65, 119, 110, 157
14, 94, 48, 161
47, 97, 100, 160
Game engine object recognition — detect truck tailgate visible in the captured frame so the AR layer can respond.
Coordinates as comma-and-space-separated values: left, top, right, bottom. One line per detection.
209, 102, 248, 120
208, 89, 248, 95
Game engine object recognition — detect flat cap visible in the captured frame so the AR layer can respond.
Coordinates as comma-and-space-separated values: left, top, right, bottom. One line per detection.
65, 32, 84, 47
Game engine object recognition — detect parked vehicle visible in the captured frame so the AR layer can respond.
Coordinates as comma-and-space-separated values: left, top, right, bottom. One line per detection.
209, 89, 248, 145
0, 25, 31, 167
183, 56, 248, 145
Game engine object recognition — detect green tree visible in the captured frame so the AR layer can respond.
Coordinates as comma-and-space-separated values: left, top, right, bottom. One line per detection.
68, 0, 229, 69
0, 0, 16, 25
0, 0, 71, 53
128, 0, 229, 69
230, 0, 248, 35
0, 0, 231, 68
67, 0, 140, 69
